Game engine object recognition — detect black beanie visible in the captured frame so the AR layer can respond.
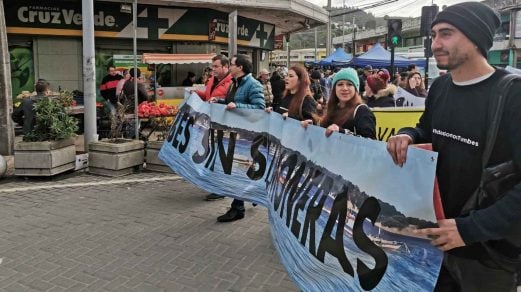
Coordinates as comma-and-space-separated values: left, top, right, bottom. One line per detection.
431, 2, 500, 57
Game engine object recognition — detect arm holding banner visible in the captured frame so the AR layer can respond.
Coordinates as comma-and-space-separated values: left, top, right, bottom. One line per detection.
229, 76, 265, 110
387, 82, 435, 166
386, 82, 465, 252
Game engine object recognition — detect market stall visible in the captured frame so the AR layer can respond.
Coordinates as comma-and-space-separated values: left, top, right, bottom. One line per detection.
141, 53, 215, 106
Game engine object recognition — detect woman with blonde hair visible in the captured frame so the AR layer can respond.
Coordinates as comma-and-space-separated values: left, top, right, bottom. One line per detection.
303, 68, 376, 139
271, 64, 318, 122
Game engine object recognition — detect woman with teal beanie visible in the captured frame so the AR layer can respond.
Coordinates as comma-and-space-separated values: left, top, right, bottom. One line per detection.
303, 67, 376, 139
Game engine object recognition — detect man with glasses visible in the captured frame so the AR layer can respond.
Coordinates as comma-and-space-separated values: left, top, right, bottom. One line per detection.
194, 55, 233, 102
214, 54, 265, 222
195, 55, 235, 202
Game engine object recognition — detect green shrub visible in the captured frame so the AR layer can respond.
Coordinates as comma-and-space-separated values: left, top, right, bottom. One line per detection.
23, 96, 78, 142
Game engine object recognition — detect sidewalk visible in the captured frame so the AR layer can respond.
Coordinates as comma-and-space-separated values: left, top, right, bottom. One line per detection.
0, 171, 297, 291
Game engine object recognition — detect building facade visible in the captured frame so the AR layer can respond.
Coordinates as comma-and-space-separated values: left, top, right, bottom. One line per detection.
5, 0, 327, 98
332, 1, 520, 69
269, 48, 327, 67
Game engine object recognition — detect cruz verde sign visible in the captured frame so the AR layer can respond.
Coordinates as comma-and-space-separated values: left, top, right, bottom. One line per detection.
5, 0, 275, 50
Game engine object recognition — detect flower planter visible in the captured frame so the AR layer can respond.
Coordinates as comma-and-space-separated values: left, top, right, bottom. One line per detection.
14, 138, 76, 176
88, 139, 144, 177
145, 140, 175, 173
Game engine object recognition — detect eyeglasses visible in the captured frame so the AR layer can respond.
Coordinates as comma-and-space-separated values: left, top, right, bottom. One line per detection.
230, 63, 237, 67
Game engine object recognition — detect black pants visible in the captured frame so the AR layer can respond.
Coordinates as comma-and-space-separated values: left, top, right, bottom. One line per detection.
231, 199, 244, 210
434, 253, 517, 292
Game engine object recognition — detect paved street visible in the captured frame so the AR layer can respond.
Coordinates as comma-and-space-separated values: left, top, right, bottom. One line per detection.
0, 171, 297, 292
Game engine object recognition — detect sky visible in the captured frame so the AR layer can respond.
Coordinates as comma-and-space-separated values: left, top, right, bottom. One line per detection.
306, 0, 481, 18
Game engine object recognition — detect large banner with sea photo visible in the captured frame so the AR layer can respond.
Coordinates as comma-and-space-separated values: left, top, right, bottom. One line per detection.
159, 94, 442, 291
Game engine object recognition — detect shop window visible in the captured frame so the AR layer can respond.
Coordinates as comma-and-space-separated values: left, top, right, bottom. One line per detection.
10, 46, 35, 99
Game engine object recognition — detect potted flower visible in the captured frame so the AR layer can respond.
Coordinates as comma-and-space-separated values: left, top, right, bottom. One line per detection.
88, 98, 146, 177
139, 101, 178, 173
14, 93, 79, 176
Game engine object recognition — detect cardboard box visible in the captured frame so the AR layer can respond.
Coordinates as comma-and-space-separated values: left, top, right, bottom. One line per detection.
75, 152, 89, 170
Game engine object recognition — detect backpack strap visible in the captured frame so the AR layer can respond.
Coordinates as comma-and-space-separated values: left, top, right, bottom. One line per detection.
352, 104, 369, 135
480, 74, 520, 175
461, 73, 520, 209
353, 103, 368, 119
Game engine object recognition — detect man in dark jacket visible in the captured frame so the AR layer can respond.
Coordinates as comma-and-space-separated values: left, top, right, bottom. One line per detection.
122, 68, 148, 109
387, 3, 520, 290
214, 54, 265, 222
12, 80, 49, 135
100, 66, 123, 106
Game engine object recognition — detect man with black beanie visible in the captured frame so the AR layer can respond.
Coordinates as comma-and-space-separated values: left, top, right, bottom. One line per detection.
387, 2, 520, 291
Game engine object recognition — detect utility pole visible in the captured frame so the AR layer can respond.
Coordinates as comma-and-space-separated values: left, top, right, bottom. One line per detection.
132, 0, 138, 140
326, 0, 332, 56
228, 10, 238, 57
352, 16, 356, 55
342, 0, 345, 51
82, 0, 97, 149
0, 0, 15, 155
286, 33, 291, 67
314, 27, 318, 62
342, 14, 345, 51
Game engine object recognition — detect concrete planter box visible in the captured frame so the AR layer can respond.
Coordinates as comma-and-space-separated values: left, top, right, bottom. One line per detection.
14, 138, 76, 176
88, 139, 144, 177
145, 140, 174, 173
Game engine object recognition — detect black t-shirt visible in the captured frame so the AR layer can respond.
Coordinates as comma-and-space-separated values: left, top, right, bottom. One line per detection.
399, 69, 521, 258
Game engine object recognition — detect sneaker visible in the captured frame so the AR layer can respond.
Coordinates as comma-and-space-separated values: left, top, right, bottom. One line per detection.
217, 207, 245, 222
205, 193, 225, 201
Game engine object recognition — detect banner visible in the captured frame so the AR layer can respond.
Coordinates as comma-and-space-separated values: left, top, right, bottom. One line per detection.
373, 107, 424, 141
394, 87, 426, 107
159, 95, 442, 291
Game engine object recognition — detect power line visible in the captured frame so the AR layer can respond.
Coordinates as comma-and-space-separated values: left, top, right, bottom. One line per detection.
369, 0, 430, 16
370, 0, 418, 16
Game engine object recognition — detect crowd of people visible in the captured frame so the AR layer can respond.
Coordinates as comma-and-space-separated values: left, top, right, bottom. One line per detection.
193, 54, 380, 222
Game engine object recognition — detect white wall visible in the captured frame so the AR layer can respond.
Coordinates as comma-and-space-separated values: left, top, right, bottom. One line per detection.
34, 37, 82, 92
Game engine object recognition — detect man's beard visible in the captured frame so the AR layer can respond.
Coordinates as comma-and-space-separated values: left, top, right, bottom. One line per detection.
435, 49, 469, 71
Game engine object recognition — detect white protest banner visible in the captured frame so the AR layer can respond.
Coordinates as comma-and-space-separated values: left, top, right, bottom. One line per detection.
159, 94, 442, 291
394, 87, 426, 107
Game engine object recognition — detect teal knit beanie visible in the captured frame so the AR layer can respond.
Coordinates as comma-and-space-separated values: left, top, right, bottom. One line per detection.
332, 68, 360, 92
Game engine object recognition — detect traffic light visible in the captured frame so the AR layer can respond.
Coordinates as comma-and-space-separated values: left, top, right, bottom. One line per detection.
424, 38, 433, 58
420, 6, 439, 37
387, 19, 402, 48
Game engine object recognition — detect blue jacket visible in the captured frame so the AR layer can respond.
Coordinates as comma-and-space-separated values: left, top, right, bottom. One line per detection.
225, 73, 265, 109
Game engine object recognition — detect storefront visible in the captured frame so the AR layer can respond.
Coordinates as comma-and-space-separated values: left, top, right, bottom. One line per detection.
5, 0, 283, 98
